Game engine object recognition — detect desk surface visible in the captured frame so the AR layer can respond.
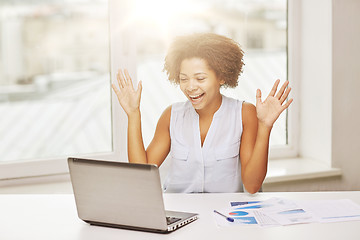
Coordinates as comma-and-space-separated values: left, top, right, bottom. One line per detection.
1, 191, 359, 240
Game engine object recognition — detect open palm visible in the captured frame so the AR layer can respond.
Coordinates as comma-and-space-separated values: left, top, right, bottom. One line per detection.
256, 80, 293, 128
112, 69, 142, 116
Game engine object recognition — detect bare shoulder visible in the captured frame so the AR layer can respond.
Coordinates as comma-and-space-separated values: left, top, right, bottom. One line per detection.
242, 102, 257, 125
163, 105, 172, 117
160, 105, 171, 121
156, 105, 172, 129
148, 105, 172, 150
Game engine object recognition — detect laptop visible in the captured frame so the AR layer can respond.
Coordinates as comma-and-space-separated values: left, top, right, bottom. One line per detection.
67, 157, 198, 233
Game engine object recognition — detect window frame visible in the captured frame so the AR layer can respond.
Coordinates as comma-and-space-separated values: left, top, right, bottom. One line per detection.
268, 0, 299, 159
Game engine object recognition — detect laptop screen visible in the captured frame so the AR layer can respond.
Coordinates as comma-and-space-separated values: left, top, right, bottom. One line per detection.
68, 158, 168, 230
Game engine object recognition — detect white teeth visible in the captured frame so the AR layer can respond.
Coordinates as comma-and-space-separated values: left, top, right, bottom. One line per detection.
189, 93, 203, 98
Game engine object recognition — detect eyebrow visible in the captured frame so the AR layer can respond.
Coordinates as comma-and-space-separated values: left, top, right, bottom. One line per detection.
179, 72, 208, 76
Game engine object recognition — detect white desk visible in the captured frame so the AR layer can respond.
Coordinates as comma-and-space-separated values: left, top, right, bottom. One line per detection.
1, 192, 359, 240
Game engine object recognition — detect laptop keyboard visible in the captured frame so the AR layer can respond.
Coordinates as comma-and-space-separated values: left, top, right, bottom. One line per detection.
166, 216, 181, 225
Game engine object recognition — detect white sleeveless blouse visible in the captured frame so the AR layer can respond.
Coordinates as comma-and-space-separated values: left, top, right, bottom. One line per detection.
163, 95, 244, 193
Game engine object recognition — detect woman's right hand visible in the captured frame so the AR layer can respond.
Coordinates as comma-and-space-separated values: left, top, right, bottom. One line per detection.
112, 69, 142, 116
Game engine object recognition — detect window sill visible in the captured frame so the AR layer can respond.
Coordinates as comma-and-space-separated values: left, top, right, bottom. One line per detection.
0, 173, 71, 193
264, 158, 342, 184
0, 158, 342, 193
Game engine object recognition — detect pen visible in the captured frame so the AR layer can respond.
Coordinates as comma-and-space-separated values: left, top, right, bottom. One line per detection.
214, 210, 234, 222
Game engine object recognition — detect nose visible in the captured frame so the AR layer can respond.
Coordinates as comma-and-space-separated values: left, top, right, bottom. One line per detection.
187, 78, 198, 91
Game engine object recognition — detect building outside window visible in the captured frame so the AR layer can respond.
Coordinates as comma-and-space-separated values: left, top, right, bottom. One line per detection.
0, 0, 112, 166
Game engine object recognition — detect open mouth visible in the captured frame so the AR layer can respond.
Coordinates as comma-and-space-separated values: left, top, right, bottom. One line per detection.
189, 93, 205, 100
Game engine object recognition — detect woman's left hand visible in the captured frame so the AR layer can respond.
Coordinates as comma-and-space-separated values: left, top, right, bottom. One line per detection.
256, 79, 293, 128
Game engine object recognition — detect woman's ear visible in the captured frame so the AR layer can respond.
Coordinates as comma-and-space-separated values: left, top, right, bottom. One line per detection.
219, 79, 225, 85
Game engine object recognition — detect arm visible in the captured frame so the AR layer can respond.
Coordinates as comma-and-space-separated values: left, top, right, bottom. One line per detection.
240, 104, 270, 194
127, 106, 171, 166
146, 106, 171, 166
112, 69, 170, 166
240, 80, 293, 194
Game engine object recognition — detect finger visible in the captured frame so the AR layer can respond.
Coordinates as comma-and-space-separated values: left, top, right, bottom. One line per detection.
280, 87, 292, 104
137, 81, 142, 92
281, 98, 293, 111
111, 83, 121, 98
124, 69, 133, 89
136, 81, 143, 98
256, 89, 262, 106
269, 79, 280, 97
117, 69, 126, 88
111, 83, 117, 93
275, 80, 289, 100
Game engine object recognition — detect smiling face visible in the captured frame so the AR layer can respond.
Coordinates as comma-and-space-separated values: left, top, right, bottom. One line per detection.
179, 58, 224, 114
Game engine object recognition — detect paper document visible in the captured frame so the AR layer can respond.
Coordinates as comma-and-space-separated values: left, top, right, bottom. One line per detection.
259, 198, 318, 226
213, 197, 360, 227
300, 199, 360, 223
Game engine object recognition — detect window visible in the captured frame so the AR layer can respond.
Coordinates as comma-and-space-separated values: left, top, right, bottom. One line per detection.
0, 0, 294, 181
0, 0, 114, 179
111, 0, 289, 150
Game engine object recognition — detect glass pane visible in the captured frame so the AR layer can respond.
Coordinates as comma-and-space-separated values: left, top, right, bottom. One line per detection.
124, 0, 287, 147
0, 0, 112, 163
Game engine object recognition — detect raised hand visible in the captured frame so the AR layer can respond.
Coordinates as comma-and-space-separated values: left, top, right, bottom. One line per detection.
112, 69, 142, 116
256, 79, 293, 128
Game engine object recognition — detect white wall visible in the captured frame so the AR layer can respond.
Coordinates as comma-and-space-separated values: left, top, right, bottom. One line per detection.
331, 0, 360, 190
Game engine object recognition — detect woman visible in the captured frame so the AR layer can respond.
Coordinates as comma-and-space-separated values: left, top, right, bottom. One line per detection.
112, 33, 293, 194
